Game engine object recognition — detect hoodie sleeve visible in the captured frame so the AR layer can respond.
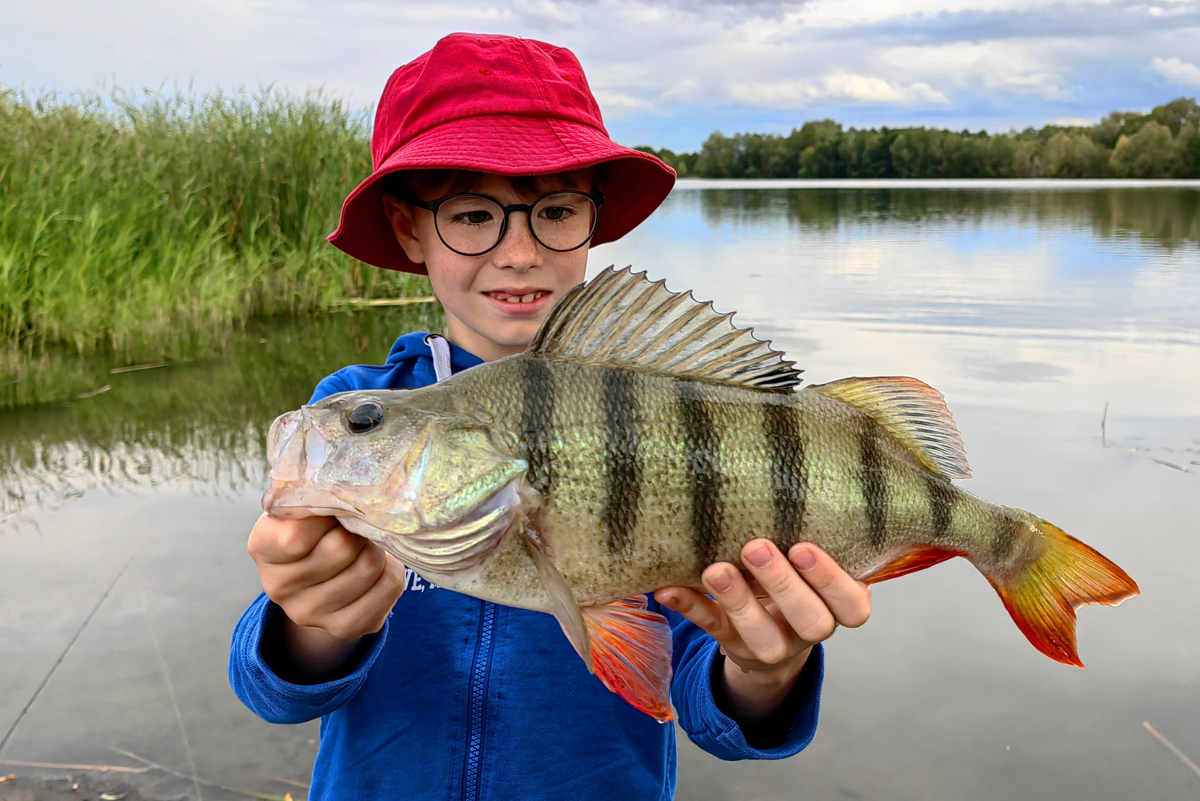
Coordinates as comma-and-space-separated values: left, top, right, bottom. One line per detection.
228, 592, 389, 724
664, 607, 824, 761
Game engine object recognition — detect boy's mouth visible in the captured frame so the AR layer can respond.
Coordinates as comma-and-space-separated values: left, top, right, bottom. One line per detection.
483, 289, 554, 316
485, 290, 550, 305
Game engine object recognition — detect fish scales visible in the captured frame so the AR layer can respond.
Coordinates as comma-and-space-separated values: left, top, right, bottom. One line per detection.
457, 358, 1012, 602
263, 267, 1138, 719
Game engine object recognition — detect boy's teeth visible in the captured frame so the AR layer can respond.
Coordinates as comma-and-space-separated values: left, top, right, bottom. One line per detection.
494, 291, 545, 304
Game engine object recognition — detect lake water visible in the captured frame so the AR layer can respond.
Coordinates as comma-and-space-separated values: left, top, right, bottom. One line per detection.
1, 182, 1198, 800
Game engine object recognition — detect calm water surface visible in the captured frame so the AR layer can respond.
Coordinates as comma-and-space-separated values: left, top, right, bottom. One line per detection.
1, 183, 1197, 800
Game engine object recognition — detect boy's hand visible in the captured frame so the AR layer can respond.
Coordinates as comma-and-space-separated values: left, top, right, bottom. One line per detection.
655, 540, 870, 722
248, 513, 406, 681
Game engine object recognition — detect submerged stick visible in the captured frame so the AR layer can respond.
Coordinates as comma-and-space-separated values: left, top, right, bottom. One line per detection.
134, 564, 203, 801
0, 759, 148, 774
331, 296, 438, 307
1143, 721, 1200, 780
110, 362, 168, 374
1100, 401, 1108, 448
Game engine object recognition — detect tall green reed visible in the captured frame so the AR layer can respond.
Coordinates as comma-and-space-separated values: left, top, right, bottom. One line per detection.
0, 87, 429, 372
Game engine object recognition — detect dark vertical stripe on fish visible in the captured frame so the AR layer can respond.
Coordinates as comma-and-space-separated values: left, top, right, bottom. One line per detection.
763, 401, 807, 551
520, 357, 556, 496
601, 368, 641, 555
859, 422, 888, 550
924, 473, 956, 541
678, 384, 723, 568
991, 514, 1024, 563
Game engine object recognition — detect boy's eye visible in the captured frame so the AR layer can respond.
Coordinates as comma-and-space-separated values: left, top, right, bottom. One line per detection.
459, 210, 493, 225
539, 206, 571, 222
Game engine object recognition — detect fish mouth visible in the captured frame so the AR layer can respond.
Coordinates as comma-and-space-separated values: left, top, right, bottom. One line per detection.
261, 482, 360, 520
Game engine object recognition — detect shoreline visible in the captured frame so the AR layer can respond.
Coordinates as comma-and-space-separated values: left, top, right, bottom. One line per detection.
672, 177, 1200, 190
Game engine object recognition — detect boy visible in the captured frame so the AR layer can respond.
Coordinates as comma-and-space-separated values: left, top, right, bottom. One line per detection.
230, 33, 871, 800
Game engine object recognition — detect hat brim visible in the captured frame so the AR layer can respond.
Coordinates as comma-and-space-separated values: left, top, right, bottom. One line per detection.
327, 114, 676, 274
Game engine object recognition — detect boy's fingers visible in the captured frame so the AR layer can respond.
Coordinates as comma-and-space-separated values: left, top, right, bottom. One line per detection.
701, 563, 791, 664
788, 544, 872, 629
292, 541, 389, 620
655, 587, 734, 642
741, 539, 836, 645
261, 527, 369, 602
320, 555, 407, 639
250, 514, 340, 565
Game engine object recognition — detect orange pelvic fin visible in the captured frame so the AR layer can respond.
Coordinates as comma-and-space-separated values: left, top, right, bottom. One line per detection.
861, 545, 966, 585
990, 515, 1139, 667
582, 598, 675, 722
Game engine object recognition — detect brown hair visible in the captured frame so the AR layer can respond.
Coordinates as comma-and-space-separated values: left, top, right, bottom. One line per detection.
382, 167, 603, 202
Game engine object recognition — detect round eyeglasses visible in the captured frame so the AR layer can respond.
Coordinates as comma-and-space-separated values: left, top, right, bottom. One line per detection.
405, 190, 605, 257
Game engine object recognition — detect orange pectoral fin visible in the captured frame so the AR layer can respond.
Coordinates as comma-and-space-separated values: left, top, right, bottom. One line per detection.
581, 598, 675, 722
860, 545, 966, 585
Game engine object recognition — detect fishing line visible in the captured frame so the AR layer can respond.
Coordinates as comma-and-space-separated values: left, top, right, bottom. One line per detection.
133, 562, 203, 801
0, 557, 132, 756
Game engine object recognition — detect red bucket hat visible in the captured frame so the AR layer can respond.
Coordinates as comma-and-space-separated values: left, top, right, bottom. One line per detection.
328, 33, 677, 274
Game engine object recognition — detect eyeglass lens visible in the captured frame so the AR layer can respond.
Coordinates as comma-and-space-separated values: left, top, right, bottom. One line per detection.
434, 192, 598, 255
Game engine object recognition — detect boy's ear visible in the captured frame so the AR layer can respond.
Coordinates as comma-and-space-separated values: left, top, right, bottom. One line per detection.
381, 193, 426, 265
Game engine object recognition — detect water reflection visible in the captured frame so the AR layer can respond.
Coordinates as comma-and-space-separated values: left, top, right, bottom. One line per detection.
690, 186, 1200, 249
596, 186, 1200, 422
2, 187, 1198, 800
0, 304, 443, 522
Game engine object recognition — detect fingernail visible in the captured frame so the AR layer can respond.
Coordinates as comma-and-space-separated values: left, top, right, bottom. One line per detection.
710, 570, 734, 593
792, 547, 817, 571
745, 545, 772, 568
658, 591, 678, 608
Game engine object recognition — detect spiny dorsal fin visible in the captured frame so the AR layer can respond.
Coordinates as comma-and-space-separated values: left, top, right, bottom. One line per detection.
810, 376, 971, 479
529, 266, 802, 391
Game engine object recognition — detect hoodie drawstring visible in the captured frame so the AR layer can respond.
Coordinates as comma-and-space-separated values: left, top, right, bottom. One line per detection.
425, 334, 452, 383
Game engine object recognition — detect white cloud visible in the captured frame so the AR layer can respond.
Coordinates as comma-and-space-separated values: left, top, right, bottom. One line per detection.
593, 90, 658, 117
1150, 56, 1200, 86
878, 42, 1073, 100
0, 0, 1196, 150
729, 73, 950, 108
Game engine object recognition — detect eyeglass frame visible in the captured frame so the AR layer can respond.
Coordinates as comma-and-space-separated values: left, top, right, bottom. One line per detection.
404, 189, 606, 257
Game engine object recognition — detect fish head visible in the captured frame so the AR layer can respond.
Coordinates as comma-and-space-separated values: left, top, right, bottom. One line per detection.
262, 390, 531, 573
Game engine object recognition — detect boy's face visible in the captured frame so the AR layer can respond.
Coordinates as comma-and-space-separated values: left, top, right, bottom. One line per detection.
383, 172, 592, 362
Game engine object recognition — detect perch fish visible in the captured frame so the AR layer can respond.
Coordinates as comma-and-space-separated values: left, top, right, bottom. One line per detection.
262, 267, 1139, 721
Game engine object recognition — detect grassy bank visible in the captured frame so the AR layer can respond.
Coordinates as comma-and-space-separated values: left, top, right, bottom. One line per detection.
0, 88, 430, 374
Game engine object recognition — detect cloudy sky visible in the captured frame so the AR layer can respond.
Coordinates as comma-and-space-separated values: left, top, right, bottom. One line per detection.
2, 0, 1199, 151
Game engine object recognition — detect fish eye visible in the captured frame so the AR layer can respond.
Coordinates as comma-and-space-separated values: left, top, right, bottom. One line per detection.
345, 402, 385, 434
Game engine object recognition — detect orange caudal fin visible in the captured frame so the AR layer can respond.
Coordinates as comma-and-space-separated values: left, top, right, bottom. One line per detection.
860, 545, 966, 585
990, 515, 1139, 667
582, 598, 675, 722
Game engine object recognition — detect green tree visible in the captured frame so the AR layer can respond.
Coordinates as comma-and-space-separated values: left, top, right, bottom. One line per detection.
1149, 97, 1200, 136
1042, 131, 1109, 177
1110, 122, 1178, 177
795, 120, 845, 177
1175, 124, 1200, 178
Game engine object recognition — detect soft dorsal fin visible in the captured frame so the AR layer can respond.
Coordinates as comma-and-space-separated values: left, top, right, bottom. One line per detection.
528, 266, 802, 391
810, 376, 971, 479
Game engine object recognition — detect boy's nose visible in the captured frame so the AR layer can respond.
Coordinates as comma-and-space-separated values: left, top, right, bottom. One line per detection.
492, 211, 541, 270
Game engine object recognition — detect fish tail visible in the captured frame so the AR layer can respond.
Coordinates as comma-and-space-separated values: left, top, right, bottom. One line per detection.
987, 513, 1138, 667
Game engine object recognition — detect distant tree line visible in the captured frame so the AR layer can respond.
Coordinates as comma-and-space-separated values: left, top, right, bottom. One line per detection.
637, 97, 1200, 179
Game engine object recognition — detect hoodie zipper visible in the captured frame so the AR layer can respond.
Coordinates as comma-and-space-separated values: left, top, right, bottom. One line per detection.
462, 600, 496, 801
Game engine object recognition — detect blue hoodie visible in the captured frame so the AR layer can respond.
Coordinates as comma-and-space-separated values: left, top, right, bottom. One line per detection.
229, 332, 824, 800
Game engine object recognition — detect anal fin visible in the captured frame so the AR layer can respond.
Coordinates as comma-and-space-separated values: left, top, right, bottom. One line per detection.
861, 545, 965, 585
524, 533, 593, 672
582, 598, 675, 722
